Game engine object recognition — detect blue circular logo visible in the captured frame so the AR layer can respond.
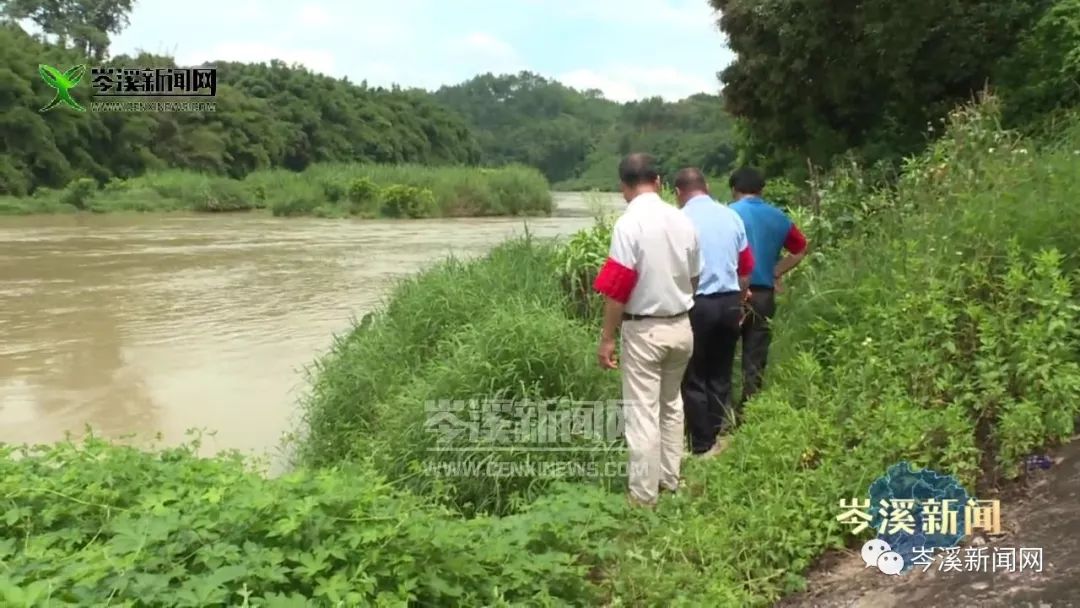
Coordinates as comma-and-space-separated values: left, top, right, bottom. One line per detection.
867, 461, 970, 573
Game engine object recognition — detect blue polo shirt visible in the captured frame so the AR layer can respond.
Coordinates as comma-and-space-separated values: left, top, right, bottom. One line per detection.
730, 196, 798, 288
681, 194, 748, 295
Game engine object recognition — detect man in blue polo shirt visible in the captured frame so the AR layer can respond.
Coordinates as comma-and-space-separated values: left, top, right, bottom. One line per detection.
674, 168, 754, 457
729, 167, 808, 420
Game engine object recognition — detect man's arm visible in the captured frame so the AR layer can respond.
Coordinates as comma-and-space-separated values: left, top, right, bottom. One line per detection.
773, 223, 808, 280
600, 297, 624, 343
593, 221, 638, 368
735, 216, 754, 298
689, 230, 702, 294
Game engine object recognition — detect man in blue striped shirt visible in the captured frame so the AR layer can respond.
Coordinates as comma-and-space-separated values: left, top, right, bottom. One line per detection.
674, 168, 754, 457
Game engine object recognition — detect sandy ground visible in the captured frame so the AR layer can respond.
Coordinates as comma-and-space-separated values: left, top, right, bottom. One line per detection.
776, 437, 1080, 608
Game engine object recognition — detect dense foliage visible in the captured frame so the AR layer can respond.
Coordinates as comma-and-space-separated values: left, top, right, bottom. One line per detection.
0, 23, 480, 197
711, 0, 1079, 179
0, 436, 628, 606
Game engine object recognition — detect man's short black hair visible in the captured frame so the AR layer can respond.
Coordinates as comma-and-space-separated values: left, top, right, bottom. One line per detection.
729, 167, 765, 194
618, 153, 660, 187
674, 167, 708, 192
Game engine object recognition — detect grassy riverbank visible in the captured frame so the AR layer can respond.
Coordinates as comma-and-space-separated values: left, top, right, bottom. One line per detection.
0, 164, 552, 219
3, 97, 1080, 606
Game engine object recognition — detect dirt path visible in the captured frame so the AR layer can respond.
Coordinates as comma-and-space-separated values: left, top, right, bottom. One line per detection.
777, 438, 1080, 608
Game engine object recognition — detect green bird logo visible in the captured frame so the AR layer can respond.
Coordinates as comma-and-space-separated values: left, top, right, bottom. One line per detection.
39, 64, 87, 112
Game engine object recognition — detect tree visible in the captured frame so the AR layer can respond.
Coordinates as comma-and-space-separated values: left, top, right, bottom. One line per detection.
711, 0, 1049, 177
2, 0, 134, 59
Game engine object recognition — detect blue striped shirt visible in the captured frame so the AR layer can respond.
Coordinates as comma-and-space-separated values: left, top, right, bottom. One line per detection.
680, 194, 749, 295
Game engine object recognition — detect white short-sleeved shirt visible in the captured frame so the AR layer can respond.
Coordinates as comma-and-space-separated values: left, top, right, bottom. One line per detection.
608, 192, 701, 316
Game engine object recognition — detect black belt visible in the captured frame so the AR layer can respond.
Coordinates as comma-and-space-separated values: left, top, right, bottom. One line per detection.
695, 291, 741, 298
622, 310, 689, 322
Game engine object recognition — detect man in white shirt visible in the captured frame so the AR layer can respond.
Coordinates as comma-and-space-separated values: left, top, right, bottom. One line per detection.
593, 153, 701, 507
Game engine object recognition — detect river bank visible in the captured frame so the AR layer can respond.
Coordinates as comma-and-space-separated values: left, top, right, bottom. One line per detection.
0, 163, 552, 219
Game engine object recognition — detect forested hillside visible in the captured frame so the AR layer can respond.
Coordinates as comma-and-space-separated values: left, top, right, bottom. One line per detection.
433, 72, 738, 189
0, 23, 481, 196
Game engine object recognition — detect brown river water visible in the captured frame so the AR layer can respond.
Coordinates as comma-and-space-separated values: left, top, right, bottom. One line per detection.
0, 192, 622, 465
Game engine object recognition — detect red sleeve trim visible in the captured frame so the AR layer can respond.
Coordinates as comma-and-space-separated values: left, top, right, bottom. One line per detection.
593, 257, 638, 304
737, 246, 754, 277
784, 225, 807, 254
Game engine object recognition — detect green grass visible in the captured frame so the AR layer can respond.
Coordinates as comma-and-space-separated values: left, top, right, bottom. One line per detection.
0, 164, 553, 219
3, 96, 1080, 606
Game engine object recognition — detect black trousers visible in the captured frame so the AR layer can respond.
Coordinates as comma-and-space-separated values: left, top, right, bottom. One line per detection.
740, 287, 777, 410
681, 291, 743, 454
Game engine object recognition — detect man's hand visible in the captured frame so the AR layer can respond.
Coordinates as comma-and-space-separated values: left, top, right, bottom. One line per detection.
597, 337, 618, 369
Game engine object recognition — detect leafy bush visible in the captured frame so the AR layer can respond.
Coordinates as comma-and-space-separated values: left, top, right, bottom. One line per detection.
60, 177, 97, 209
320, 180, 345, 203
0, 436, 628, 607
380, 184, 437, 218
346, 176, 380, 215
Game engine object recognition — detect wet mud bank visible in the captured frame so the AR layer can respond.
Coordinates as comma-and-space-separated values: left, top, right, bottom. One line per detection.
777, 437, 1080, 608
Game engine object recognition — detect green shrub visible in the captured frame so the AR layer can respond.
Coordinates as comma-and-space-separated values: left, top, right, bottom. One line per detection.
346, 176, 380, 215
60, 177, 98, 209
380, 184, 437, 218
0, 436, 628, 606
320, 180, 345, 203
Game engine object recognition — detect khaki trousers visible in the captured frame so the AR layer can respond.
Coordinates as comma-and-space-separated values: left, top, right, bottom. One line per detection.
620, 315, 694, 504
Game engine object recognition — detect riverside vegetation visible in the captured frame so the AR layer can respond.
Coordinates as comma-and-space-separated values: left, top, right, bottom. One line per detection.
0, 164, 552, 219
5, 0, 1080, 604
4, 95, 1080, 606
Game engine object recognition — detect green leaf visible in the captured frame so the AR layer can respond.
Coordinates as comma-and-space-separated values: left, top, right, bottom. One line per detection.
38, 64, 63, 87
63, 64, 87, 86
